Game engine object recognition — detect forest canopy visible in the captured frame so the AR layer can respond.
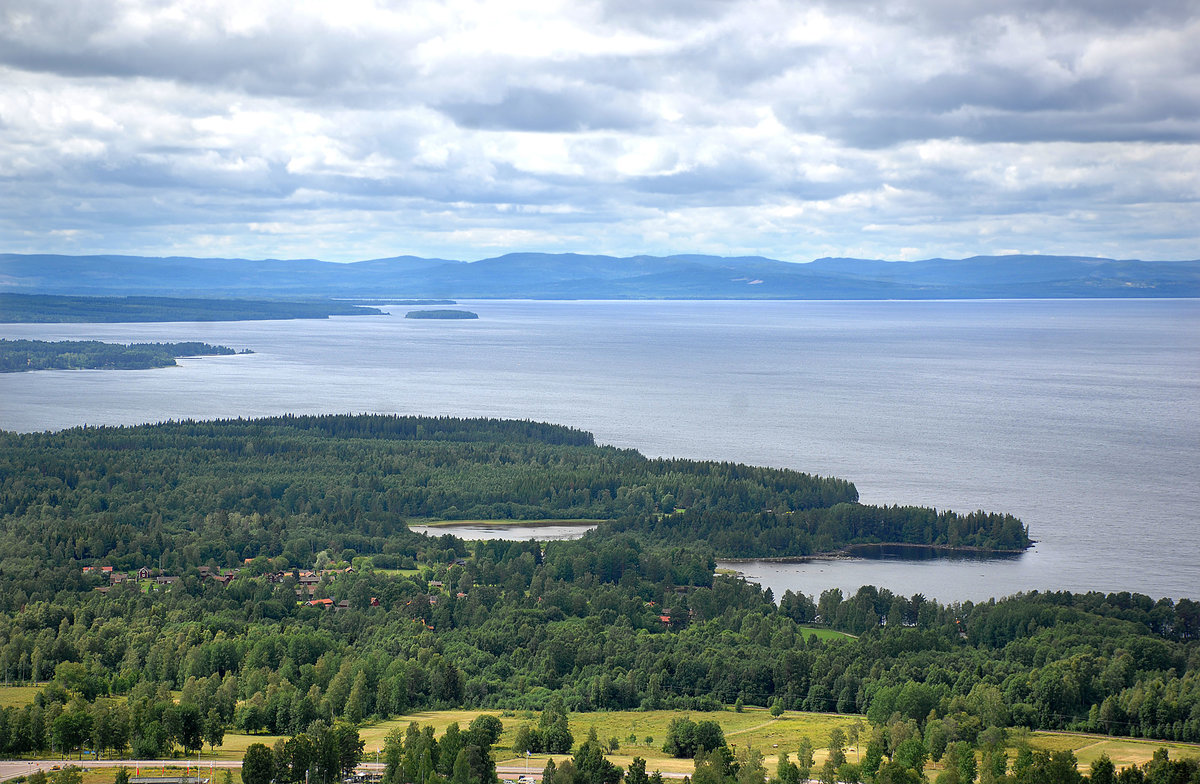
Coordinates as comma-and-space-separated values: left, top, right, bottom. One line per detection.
0, 414, 1194, 772
0, 414, 1027, 572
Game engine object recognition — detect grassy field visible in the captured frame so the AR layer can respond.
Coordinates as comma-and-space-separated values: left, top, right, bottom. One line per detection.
301, 707, 864, 773
373, 568, 421, 578
1028, 731, 1200, 770
347, 711, 1200, 775
7, 700, 1195, 777
0, 686, 42, 708
795, 626, 857, 642
208, 731, 289, 759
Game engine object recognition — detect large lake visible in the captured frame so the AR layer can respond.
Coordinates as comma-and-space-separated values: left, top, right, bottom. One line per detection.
2, 299, 1196, 602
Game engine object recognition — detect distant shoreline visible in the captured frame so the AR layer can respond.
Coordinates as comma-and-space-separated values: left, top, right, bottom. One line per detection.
0, 293, 384, 323
719, 541, 1032, 565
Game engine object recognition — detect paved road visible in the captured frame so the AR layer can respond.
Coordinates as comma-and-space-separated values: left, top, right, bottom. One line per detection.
2, 760, 688, 783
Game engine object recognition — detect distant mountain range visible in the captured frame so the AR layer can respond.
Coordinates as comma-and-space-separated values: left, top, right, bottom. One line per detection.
2, 252, 1198, 300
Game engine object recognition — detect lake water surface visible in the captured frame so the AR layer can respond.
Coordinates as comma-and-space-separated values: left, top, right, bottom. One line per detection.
408, 523, 599, 541
2, 299, 1196, 602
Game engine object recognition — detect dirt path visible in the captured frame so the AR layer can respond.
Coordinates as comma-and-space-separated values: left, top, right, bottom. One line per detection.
726, 719, 779, 737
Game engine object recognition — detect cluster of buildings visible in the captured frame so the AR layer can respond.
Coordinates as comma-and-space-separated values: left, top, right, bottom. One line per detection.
84, 564, 186, 593
82, 563, 361, 604
291, 566, 355, 598
83, 561, 397, 613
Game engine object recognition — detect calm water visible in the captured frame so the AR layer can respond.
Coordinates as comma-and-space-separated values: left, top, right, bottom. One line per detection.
408, 523, 598, 541
2, 299, 1197, 601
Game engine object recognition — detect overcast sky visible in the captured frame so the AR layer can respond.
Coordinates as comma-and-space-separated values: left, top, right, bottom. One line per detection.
2, 0, 1198, 262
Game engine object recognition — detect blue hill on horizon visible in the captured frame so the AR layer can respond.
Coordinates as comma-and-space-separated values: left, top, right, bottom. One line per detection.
2, 251, 1197, 300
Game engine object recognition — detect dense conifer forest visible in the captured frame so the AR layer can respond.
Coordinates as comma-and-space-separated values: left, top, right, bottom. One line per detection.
0, 415, 1194, 783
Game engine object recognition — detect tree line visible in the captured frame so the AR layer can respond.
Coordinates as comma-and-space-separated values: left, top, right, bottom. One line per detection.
0, 340, 240, 373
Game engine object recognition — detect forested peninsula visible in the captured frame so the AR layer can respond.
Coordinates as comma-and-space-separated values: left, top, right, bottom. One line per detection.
0, 339, 244, 372
0, 415, 1196, 783
0, 294, 384, 323
0, 414, 1028, 562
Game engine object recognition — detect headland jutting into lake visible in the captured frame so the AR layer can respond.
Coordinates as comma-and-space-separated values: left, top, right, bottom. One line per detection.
0, 412, 1197, 774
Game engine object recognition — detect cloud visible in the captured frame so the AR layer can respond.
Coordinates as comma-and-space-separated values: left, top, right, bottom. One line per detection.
437, 86, 652, 132
0, 0, 1197, 261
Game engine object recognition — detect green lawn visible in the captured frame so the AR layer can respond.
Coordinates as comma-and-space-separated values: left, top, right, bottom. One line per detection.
373, 568, 421, 578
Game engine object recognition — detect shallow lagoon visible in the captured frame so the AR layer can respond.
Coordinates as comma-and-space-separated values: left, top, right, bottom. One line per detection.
408, 522, 598, 541
404, 522, 1042, 602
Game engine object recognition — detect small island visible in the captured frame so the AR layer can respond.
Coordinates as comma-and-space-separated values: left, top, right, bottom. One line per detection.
353, 299, 458, 306
404, 309, 479, 319
0, 339, 248, 372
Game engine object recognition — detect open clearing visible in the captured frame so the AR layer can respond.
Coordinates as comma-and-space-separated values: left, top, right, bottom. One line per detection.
327, 708, 864, 772
794, 626, 857, 642
0, 686, 42, 709
345, 710, 1200, 775
1027, 731, 1200, 770
3, 702, 1194, 777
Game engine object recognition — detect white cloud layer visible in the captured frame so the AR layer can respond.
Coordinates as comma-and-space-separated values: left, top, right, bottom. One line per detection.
1, 0, 1197, 261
